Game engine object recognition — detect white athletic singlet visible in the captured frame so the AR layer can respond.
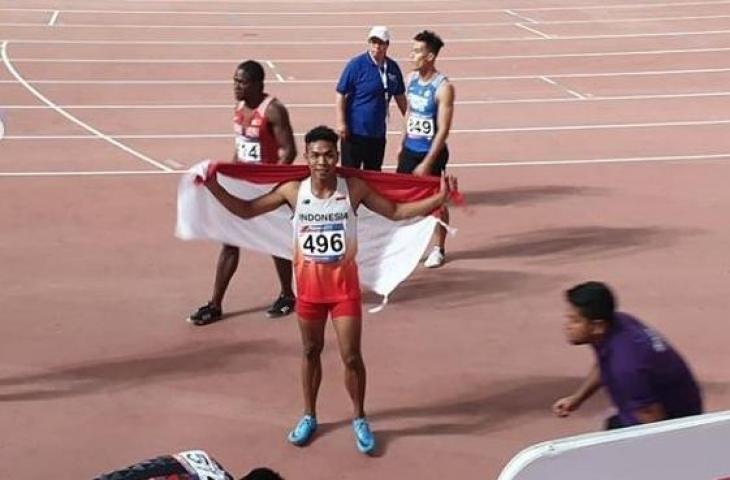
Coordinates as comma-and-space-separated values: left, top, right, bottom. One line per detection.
292, 177, 360, 302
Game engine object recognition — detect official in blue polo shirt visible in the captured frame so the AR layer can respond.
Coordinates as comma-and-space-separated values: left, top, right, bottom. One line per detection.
335, 26, 407, 171
553, 281, 703, 429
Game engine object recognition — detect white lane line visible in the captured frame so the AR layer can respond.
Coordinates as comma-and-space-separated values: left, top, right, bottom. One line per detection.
163, 158, 184, 169
9, 90, 730, 109
516, 23, 552, 39
3, 0, 730, 16
6, 12, 730, 30
7, 14, 729, 29
417, 119, 730, 133
274, 46, 730, 62
11, 45, 730, 64
1, 134, 235, 139
440, 153, 730, 168
0, 170, 177, 177
2, 63, 730, 88
2, 104, 234, 109
6, 118, 730, 139
505, 9, 539, 24
10, 27, 730, 45
47, 10, 59, 26
565, 89, 586, 99
5, 65, 730, 86
0, 41, 172, 172
539, 76, 586, 99
456, 67, 730, 80
3, 153, 730, 178
264, 60, 286, 82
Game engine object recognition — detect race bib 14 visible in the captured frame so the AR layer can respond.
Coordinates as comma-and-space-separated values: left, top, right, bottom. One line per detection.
235, 136, 261, 162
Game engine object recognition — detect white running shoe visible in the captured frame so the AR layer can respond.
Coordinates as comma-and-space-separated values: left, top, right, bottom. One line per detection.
423, 246, 445, 268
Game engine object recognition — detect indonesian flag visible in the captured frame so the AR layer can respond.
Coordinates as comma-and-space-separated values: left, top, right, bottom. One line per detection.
175, 161, 461, 305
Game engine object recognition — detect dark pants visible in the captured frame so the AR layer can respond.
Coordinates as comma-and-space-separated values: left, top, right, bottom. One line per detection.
605, 405, 703, 431
605, 415, 625, 430
341, 134, 386, 171
396, 146, 449, 176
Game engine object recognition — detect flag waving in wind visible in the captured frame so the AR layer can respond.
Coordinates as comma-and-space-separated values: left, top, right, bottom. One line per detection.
176, 161, 461, 304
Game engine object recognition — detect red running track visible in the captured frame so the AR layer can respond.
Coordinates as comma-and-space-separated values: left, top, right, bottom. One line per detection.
1, 1, 730, 479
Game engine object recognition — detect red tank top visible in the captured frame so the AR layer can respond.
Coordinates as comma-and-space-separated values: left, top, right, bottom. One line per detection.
232, 95, 279, 164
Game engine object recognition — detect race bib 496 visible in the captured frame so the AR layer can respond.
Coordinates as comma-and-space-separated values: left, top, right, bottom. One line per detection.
298, 223, 346, 263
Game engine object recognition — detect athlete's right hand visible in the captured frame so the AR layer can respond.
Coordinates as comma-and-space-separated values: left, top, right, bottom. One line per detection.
202, 164, 219, 188
336, 122, 348, 140
552, 395, 581, 417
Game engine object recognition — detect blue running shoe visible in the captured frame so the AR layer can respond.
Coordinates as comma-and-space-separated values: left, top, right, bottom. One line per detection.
352, 417, 376, 455
287, 415, 317, 446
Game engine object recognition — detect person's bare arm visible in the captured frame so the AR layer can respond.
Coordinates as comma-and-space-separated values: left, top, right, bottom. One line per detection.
398, 73, 413, 156
267, 100, 297, 164
413, 81, 455, 176
232, 105, 240, 162
398, 105, 409, 159
350, 175, 456, 221
335, 92, 349, 140
395, 93, 407, 116
204, 175, 297, 219
553, 363, 602, 417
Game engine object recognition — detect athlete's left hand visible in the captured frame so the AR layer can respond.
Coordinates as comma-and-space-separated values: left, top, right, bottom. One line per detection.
440, 174, 458, 202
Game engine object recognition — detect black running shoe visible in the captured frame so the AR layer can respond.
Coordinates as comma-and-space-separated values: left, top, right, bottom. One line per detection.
266, 295, 295, 318
188, 302, 223, 326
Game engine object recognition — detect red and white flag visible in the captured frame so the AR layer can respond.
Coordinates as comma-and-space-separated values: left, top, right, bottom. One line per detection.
176, 161, 460, 304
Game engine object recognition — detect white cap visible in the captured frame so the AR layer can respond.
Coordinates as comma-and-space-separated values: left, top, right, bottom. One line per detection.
367, 26, 390, 43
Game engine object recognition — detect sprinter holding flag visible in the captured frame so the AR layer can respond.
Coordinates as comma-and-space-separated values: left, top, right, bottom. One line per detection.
200, 126, 457, 455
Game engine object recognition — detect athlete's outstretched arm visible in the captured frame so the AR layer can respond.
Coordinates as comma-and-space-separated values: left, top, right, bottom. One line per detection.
204, 175, 295, 219
353, 175, 457, 221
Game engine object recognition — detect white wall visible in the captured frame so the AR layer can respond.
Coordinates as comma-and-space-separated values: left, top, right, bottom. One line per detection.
498, 411, 730, 480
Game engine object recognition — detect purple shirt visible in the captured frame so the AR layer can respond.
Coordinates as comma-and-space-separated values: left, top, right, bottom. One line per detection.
593, 312, 702, 426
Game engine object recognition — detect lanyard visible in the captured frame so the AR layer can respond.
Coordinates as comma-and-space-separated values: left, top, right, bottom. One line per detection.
369, 52, 389, 91
380, 63, 392, 120
378, 62, 388, 91
370, 53, 391, 120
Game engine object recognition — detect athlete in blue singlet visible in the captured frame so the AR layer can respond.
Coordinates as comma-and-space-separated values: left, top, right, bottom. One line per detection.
397, 30, 455, 268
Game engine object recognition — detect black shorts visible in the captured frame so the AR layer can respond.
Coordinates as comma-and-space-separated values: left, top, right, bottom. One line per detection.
340, 134, 386, 171
396, 146, 449, 176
